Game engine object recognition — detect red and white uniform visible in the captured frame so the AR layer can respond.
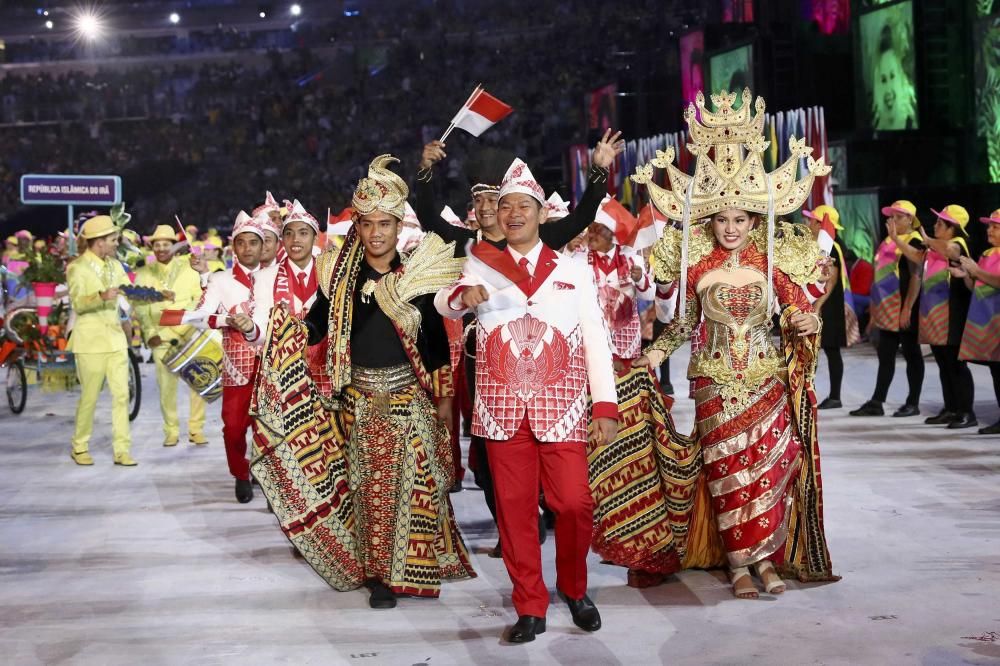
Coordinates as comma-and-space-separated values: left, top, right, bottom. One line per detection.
194, 262, 260, 387
436, 238, 617, 619
587, 245, 652, 361
252, 256, 332, 394
437, 241, 618, 442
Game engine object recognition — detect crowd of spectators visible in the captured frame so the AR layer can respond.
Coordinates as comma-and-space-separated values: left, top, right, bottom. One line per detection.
2, 0, 670, 234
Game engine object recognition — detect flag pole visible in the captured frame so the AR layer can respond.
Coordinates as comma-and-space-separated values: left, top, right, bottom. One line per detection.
439, 83, 483, 143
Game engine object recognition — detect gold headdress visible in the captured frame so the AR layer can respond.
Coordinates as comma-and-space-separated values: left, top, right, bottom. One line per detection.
632, 88, 831, 311
352, 154, 409, 221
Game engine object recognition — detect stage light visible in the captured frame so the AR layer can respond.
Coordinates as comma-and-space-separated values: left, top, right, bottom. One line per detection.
44, 10, 50, 16
259, 10, 266, 18
290, 4, 301, 16
74, 11, 102, 40
169, 12, 180, 24
45, 19, 53, 29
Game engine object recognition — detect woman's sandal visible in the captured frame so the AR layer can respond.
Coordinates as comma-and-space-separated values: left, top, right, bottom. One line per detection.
731, 567, 759, 599
755, 560, 786, 595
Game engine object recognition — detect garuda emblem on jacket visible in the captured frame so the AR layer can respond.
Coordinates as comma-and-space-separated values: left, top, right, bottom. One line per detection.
485, 313, 569, 401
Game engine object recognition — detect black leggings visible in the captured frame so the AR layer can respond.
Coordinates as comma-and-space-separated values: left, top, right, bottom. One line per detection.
872, 328, 924, 405
929, 344, 975, 414
822, 347, 843, 401
991, 363, 1000, 408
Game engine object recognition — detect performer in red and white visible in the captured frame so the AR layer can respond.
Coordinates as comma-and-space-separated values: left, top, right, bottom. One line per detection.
584, 219, 653, 365
252, 192, 285, 268
252, 200, 331, 394
436, 158, 618, 643
189, 211, 266, 503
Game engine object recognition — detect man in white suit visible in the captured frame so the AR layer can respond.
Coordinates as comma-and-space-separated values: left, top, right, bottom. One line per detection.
436, 158, 618, 643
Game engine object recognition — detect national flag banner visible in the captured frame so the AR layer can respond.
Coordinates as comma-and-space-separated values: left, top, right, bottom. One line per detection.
159, 309, 206, 327
816, 215, 837, 255
327, 207, 354, 235
595, 196, 639, 247
448, 87, 513, 138
630, 203, 666, 251
440, 205, 463, 227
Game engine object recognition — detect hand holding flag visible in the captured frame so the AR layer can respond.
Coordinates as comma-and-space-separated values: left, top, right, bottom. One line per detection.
440, 85, 513, 142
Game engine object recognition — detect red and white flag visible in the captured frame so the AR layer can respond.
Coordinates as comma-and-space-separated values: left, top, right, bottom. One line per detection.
447, 86, 513, 138
594, 196, 639, 247
630, 203, 668, 251
327, 207, 353, 236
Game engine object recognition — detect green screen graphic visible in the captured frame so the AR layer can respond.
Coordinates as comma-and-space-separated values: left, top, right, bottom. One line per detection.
975, 14, 1000, 183
859, 1, 918, 130
709, 45, 753, 109
833, 191, 880, 262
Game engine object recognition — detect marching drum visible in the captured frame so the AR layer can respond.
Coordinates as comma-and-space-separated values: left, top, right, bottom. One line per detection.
163, 329, 224, 403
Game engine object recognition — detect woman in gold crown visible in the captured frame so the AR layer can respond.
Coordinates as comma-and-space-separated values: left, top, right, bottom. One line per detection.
633, 89, 838, 598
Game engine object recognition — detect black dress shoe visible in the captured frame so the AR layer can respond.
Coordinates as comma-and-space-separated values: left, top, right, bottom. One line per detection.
817, 397, 842, 410
661, 383, 674, 396
507, 615, 546, 643
538, 512, 547, 545
947, 413, 978, 429
367, 581, 397, 609
850, 401, 884, 416
449, 480, 463, 493
235, 479, 254, 504
892, 404, 920, 417
563, 593, 602, 632
489, 541, 502, 558
925, 410, 956, 425
979, 420, 1000, 435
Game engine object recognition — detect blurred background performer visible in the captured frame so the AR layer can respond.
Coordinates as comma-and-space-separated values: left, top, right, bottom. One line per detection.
804, 205, 848, 410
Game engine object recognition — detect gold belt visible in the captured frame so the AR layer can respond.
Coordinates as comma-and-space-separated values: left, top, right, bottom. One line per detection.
350, 364, 417, 394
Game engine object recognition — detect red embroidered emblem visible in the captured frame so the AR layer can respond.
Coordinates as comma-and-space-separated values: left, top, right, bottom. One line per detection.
485, 313, 569, 401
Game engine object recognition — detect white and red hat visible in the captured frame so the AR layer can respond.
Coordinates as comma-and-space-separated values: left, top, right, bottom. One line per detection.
253, 208, 282, 238
283, 199, 320, 233
498, 158, 545, 206
232, 210, 265, 240
545, 192, 570, 220
252, 191, 283, 219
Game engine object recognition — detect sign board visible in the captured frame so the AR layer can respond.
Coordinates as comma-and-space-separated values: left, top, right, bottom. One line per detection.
20, 174, 122, 206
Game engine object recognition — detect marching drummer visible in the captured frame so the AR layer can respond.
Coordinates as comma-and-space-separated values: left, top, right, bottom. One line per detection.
66, 216, 135, 466
135, 225, 208, 447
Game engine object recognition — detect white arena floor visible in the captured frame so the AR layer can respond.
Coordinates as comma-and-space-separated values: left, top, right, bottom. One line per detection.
1, 343, 998, 665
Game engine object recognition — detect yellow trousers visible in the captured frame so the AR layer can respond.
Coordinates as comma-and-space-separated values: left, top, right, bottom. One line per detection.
71, 351, 131, 456
152, 344, 207, 438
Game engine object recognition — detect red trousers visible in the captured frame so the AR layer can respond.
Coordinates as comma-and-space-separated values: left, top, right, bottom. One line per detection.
221, 379, 255, 481
487, 417, 593, 618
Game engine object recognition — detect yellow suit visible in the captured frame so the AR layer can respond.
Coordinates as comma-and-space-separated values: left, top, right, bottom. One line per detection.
67, 250, 131, 457
135, 257, 207, 442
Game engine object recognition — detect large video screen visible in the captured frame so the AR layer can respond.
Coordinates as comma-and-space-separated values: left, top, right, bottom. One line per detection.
708, 44, 753, 109
859, 1, 918, 130
680, 31, 705, 106
974, 14, 1000, 183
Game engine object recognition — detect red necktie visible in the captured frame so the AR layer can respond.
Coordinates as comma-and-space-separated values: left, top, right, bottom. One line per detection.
518, 257, 532, 289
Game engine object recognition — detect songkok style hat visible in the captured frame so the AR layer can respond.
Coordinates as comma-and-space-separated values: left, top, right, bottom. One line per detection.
498, 158, 545, 206
466, 147, 516, 196
932, 204, 970, 238
147, 225, 178, 244
283, 199, 320, 233
80, 216, 118, 240
352, 154, 409, 221
803, 204, 843, 231
545, 192, 570, 220
232, 210, 265, 240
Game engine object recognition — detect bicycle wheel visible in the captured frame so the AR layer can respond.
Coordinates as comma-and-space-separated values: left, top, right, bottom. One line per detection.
128, 350, 142, 421
6, 360, 27, 414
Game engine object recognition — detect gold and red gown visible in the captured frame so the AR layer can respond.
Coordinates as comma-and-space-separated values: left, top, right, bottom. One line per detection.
647, 240, 837, 581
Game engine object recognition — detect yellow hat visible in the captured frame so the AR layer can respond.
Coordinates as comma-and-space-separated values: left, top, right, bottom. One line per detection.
803, 204, 843, 231
932, 204, 969, 237
147, 224, 178, 244
881, 199, 919, 229
979, 208, 1000, 225
80, 215, 118, 240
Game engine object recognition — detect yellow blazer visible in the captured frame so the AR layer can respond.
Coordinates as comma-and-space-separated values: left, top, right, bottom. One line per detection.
134, 256, 202, 344
66, 250, 128, 354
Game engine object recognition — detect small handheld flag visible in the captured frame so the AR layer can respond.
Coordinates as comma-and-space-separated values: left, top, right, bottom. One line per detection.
440, 85, 513, 141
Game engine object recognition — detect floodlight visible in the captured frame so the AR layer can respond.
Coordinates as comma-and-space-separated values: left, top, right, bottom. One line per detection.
290, 4, 302, 16
169, 12, 180, 24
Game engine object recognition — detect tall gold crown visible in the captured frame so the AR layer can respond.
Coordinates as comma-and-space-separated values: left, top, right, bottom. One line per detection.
631, 88, 831, 221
